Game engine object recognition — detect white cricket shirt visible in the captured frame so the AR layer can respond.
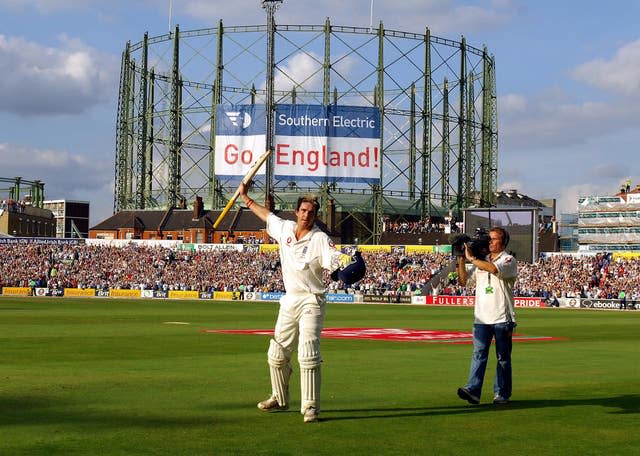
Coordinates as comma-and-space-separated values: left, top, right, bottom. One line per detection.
267, 213, 344, 295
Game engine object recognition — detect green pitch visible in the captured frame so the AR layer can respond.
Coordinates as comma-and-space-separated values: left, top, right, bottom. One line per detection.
0, 297, 638, 455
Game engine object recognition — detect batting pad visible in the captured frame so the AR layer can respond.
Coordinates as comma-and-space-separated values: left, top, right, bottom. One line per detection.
300, 367, 321, 414
268, 339, 292, 407
298, 338, 322, 369
299, 338, 322, 413
268, 339, 291, 367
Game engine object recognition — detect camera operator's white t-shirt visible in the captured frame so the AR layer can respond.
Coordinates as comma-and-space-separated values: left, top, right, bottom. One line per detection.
468, 251, 517, 324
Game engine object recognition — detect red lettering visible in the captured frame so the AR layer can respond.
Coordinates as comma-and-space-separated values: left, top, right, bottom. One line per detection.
276, 144, 290, 164
358, 147, 370, 167
240, 149, 253, 164
344, 151, 356, 167
329, 151, 341, 166
224, 144, 254, 164
273, 142, 379, 174
292, 148, 305, 166
224, 144, 239, 164
308, 150, 319, 171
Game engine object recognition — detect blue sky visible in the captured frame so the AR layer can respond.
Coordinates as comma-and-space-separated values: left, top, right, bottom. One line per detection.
1, 0, 639, 225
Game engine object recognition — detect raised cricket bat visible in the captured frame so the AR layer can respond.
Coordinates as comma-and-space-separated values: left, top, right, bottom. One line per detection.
212, 149, 271, 229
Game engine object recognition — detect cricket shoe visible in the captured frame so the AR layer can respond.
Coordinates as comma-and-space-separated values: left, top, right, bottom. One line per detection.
457, 387, 480, 405
493, 395, 510, 405
303, 407, 318, 423
257, 396, 289, 412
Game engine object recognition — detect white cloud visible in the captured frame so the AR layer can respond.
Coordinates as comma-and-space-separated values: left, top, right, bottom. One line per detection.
0, 0, 516, 36
572, 39, 640, 97
273, 52, 323, 92
499, 93, 527, 115
0, 141, 114, 223
164, 0, 264, 25
163, 0, 513, 35
498, 179, 608, 217
554, 182, 631, 216
499, 88, 640, 152
0, 0, 91, 13
586, 163, 628, 180
0, 34, 118, 116
497, 180, 523, 193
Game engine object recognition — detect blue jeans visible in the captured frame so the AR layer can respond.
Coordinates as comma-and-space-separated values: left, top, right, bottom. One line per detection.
464, 322, 514, 399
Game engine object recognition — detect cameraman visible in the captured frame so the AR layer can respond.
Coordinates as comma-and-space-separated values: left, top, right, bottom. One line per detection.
455, 227, 517, 405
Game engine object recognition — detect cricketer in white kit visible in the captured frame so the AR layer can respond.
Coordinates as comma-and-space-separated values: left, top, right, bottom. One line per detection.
238, 182, 352, 423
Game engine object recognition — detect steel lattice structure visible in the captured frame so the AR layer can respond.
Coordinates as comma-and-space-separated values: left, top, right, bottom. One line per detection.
114, 4, 498, 243
0, 177, 45, 207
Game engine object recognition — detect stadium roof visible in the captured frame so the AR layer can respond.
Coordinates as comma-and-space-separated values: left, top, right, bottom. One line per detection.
493, 189, 547, 208
220, 190, 450, 217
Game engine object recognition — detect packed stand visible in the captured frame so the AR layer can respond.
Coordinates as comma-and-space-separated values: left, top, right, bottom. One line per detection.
383, 216, 460, 234
0, 243, 449, 296
436, 252, 640, 303
3, 243, 640, 301
515, 253, 640, 303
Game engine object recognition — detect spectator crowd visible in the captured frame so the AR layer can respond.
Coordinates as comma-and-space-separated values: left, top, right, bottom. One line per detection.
434, 252, 640, 303
383, 216, 459, 234
0, 199, 27, 214
1, 243, 640, 301
0, 243, 449, 296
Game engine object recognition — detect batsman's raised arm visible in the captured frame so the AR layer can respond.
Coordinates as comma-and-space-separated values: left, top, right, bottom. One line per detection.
238, 181, 271, 222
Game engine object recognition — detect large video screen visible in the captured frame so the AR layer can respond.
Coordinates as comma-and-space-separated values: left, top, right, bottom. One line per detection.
464, 208, 537, 263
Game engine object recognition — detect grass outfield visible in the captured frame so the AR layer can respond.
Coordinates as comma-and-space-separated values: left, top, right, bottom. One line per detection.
0, 297, 638, 455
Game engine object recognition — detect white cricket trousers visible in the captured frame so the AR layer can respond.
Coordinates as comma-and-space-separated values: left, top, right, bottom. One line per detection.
270, 293, 325, 413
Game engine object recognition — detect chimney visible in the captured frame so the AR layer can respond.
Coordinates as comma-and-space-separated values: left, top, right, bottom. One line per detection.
193, 196, 203, 220
265, 193, 275, 212
328, 198, 336, 233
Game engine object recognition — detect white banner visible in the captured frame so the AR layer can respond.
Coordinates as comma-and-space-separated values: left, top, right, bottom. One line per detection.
214, 135, 267, 177
274, 136, 379, 182
215, 104, 267, 177
274, 104, 381, 184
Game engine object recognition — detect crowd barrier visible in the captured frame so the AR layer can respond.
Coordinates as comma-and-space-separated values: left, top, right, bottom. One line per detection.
1, 287, 636, 310
2, 287, 361, 303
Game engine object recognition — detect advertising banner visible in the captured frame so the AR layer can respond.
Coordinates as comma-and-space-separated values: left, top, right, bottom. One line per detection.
214, 291, 237, 300
274, 104, 380, 183
35, 287, 50, 296
612, 252, 640, 260
2, 287, 31, 296
357, 245, 392, 253
64, 288, 96, 297
416, 295, 546, 308
579, 298, 636, 310
326, 293, 355, 303
168, 290, 199, 299
259, 244, 280, 253
215, 104, 267, 177
109, 289, 142, 298
31, 287, 65, 297
260, 291, 285, 302
405, 245, 435, 254
195, 244, 243, 252
0, 237, 83, 245
243, 291, 260, 301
